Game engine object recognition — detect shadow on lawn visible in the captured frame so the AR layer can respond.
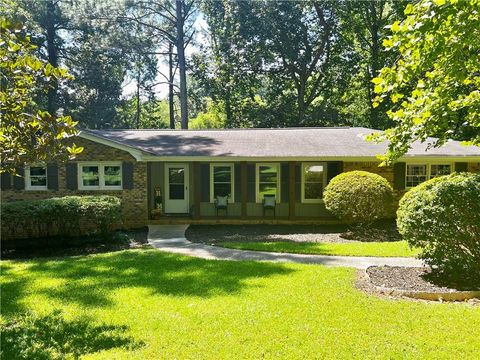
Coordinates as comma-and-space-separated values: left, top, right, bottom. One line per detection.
1, 310, 142, 359
1, 249, 295, 315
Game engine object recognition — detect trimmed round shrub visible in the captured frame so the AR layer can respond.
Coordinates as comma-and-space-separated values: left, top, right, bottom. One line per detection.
323, 171, 395, 224
397, 172, 480, 279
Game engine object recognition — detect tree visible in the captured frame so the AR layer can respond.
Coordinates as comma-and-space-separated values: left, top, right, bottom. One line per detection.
123, 0, 197, 129
0, 20, 82, 174
372, 0, 480, 163
341, 0, 407, 128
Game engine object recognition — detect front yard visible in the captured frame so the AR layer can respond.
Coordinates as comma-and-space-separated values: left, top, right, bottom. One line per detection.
186, 224, 420, 258
1, 246, 479, 359
217, 240, 420, 257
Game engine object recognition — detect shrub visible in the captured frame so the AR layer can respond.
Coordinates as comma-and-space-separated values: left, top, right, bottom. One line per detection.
323, 171, 395, 224
1, 196, 122, 241
397, 172, 480, 279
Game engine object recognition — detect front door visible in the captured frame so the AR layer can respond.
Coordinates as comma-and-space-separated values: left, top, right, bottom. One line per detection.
165, 163, 189, 213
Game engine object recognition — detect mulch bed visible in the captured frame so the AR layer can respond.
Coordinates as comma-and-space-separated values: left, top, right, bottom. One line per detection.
1, 228, 149, 260
357, 266, 480, 304
367, 266, 480, 292
185, 222, 400, 245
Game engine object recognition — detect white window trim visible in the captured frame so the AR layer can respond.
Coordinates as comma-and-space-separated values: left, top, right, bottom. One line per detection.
78, 162, 123, 190
210, 163, 234, 203
301, 162, 327, 204
255, 163, 281, 203
25, 165, 48, 191
405, 162, 453, 189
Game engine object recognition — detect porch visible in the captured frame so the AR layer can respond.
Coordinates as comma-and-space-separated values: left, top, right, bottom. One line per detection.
147, 161, 343, 222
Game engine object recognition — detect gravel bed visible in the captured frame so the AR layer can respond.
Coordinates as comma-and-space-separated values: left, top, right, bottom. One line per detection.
185, 223, 400, 245
367, 266, 480, 292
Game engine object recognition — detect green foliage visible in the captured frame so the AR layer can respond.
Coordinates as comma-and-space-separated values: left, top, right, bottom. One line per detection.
1, 196, 122, 240
117, 98, 169, 129
324, 171, 395, 223
0, 19, 82, 173
189, 99, 226, 129
372, 0, 480, 163
0, 310, 139, 360
397, 173, 480, 280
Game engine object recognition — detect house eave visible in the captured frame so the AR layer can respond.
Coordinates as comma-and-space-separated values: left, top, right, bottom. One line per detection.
78, 131, 146, 161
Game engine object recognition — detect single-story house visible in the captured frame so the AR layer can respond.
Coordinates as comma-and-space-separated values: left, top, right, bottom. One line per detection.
2, 127, 480, 226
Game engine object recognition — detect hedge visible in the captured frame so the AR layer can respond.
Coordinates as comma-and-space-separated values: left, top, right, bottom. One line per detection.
1, 196, 122, 241
323, 171, 395, 224
397, 172, 480, 279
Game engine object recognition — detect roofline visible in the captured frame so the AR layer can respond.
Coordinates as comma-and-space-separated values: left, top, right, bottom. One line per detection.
79, 129, 480, 162
141, 155, 480, 162
79, 130, 148, 161
83, 126, 356, 132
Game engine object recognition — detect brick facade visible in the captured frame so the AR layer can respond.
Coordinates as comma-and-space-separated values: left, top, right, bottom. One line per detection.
1, 138, 149, 228
468, 162, 480, 173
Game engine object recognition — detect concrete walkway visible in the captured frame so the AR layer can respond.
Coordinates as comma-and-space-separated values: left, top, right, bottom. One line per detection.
147, 225, 424, 269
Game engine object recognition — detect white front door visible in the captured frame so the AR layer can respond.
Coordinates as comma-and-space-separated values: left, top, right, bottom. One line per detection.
165, 163, 189, 213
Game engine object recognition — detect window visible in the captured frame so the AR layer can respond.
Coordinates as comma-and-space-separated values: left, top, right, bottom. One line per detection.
210, 164, 234, 202
78, 163, 122, 190
256, 163, 280, 202
430, 164, 451, 178
406, 163, 452, 188
302, 163, 325, 203
406, 164, 427, 188
25, 165, 47, 190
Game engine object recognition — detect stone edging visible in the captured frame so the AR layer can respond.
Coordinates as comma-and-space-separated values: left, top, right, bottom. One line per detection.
364, 266, 480, 302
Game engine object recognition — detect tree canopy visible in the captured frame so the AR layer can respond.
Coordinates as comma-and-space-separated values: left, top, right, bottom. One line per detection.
372, 0, 480, 162
0, 19, 82, 173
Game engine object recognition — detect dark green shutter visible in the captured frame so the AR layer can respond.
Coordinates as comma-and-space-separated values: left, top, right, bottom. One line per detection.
327, 161, 343, 183
393, 162, 406, 190
47, 163, 59, 190
122, 162, 134, 189
234, 164, 241, 203
455, 162, 468, 172
200, 164, 210, 202
1, 172, 11, 190
281, 163, 289, 203
247, 164, 255, 202
66, 163, 78, 190
13, 167, 24, 190
295, 164, 301, 202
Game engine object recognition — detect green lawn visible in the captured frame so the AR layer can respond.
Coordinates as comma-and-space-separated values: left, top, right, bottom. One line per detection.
2, 248, 479, 359
217, 240, 420, 257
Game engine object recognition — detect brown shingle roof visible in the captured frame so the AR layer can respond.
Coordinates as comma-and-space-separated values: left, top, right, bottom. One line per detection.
82, 127, 480, 158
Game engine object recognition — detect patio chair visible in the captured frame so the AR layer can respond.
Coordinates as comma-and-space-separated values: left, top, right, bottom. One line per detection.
262, 195, 276, 217
214, 195, 229, 216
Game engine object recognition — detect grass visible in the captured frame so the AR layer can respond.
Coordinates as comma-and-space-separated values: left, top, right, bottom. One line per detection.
2, 248, 479, 359
217, 240, 421, 257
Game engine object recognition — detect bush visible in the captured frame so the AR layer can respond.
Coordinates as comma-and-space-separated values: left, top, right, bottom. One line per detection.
323, 171, 395, 224
1, 196, 122, 241
397, 172, 480, 279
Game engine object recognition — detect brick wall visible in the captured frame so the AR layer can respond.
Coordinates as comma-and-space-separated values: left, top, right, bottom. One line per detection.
468, 162, 480, 173
1, 138, 148, 228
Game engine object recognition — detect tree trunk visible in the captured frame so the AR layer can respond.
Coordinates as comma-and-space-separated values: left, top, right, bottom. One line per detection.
176, 0, 188, 129
168, 42, 175, 129
368, 2, 382, 129
46, 0, 58, 115
135, 71, 141, 128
